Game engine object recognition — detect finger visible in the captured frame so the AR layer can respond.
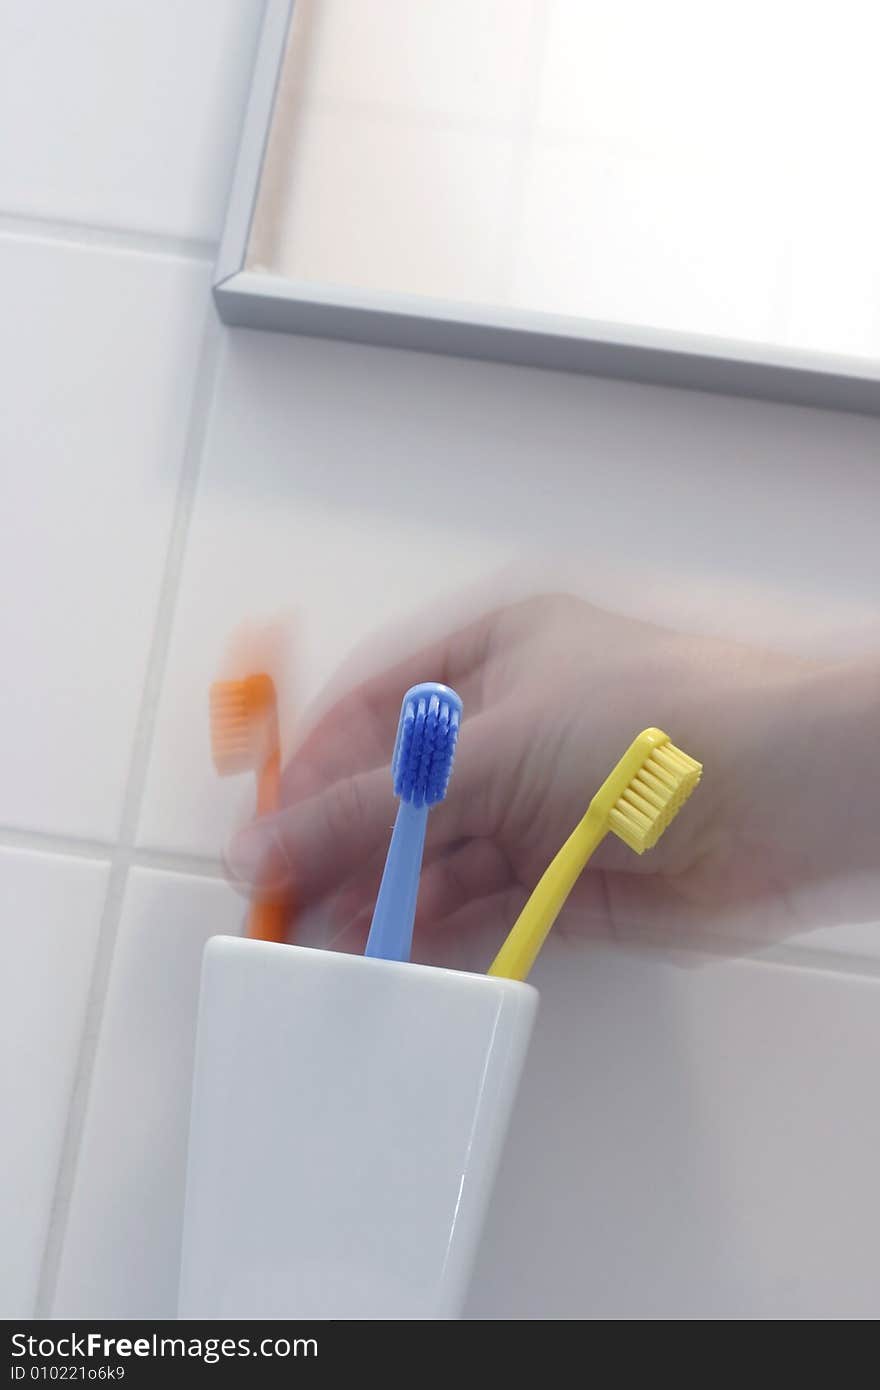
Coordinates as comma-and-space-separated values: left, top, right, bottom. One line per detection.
421, 873, 632, 973
411, 886, 530, 970
601, 869, 807, 962
281, 612, 496, 803
281, 687, 402, 804
415, 839, 513, 930
422, 867, 620, 970
322, 838, 473, 942
329, 838, 513, 937
226, 763, 395, 900
229, 713, 506, 905
324, 842, 400, 930
324, 912, 371, 958
544, 867, 768, 966
322, 879, 526, 973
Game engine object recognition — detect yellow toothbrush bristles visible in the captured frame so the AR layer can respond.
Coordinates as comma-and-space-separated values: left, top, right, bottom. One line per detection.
608, 738, 702, 853
488, 728, 702, 982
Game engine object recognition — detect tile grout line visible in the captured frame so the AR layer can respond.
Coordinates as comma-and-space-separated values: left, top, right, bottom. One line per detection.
756, 941, 880, 980
0, 825, 226, 880
34, 308, 227, 1319
0, 210, 216, 262
0, 829, 114, 862
5, 805, 875, 984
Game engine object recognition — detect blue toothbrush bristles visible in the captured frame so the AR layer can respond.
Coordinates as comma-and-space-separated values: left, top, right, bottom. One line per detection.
392, 683, 461, 809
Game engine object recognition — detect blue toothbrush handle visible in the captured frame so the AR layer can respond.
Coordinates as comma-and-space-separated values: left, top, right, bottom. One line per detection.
365, 801, 428, 962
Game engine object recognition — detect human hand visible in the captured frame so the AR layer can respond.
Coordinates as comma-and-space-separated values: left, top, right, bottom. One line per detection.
227, 595, 879, 963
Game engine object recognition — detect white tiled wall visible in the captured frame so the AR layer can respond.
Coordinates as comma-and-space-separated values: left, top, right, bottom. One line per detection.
2, 0, 879, 1322
53, 871, 244, 1320
0, 0, 262, 241
0, 0, 266, 1320
468, 940, 880, 1320
0, 238, 210, 839
0, 849, 107, 1318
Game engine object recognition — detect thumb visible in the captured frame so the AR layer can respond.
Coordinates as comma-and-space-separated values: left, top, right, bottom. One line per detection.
226, 714, 503, 908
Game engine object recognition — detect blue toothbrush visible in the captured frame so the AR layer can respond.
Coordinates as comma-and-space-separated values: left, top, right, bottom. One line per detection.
364, 682, 462, 963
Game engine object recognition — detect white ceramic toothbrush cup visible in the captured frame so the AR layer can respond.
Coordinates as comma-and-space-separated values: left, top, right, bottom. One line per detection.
178, 938, 537, 1320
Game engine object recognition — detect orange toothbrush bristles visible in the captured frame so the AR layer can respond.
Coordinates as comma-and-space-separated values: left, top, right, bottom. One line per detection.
210, 674, 288, 945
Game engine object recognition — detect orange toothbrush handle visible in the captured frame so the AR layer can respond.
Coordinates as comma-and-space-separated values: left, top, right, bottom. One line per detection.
256, 749, 280, 818
247, 750, 291, 944
247, 897, 288, 944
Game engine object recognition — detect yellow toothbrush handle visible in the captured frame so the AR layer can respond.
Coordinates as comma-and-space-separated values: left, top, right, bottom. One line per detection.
488, 806, 606, 982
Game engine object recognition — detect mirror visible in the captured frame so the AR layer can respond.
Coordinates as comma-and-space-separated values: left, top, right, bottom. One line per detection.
245, 0, 880, 374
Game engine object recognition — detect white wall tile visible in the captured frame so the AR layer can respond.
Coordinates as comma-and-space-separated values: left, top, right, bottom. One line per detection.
53, 870, 243, 1319
0, 236, 210, 840
0, 847, 107, 1318
467, 939, 880, 1318
0, 0, 263, 240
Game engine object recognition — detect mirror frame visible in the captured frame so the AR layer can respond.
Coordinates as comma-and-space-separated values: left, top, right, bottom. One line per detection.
214, 0, 880, 417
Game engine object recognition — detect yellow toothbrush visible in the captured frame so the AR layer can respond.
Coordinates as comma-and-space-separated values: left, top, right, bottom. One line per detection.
488, 728, 702, 982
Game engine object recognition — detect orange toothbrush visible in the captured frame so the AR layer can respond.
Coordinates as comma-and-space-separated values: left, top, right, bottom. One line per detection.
210, 674, 288, 944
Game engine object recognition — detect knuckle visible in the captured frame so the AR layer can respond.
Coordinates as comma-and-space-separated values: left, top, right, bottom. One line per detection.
322, 776, 367, 841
